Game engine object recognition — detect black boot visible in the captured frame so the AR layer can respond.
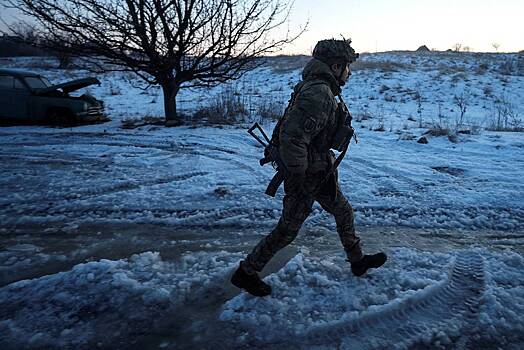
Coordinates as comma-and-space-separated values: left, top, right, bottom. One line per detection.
351, 252, 387, 277
231, 265, 272, 297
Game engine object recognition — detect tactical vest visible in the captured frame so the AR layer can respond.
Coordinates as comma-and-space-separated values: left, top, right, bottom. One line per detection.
270, 79, 336, 150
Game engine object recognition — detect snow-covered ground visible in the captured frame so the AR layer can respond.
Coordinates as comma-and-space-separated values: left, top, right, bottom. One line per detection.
1, 52, 523, 349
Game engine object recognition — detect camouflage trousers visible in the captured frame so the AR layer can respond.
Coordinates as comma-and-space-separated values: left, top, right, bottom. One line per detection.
242, 171, 363, 274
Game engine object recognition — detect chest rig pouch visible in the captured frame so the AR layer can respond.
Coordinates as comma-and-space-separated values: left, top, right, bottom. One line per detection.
330, 97, 354, 152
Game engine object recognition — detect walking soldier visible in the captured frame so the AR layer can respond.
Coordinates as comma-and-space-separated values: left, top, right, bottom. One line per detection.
232, 39, 387, 297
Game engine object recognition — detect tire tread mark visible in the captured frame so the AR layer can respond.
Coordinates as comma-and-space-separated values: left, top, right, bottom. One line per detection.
263, 251, 485, 349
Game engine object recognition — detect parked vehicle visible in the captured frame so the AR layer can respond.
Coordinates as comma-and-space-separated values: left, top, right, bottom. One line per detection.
0, 69, 108, 125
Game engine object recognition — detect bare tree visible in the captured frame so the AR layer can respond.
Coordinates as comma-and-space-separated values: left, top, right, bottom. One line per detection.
453, 43, 462, 52
492, 42, 500, 52
453, 91, 468, 128
5, 0, 304, 126
55, 49, 73, 69
8, 21, 38, 43
3, 21, 71, 65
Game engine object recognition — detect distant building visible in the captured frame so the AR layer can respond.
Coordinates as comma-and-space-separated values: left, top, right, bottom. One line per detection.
416, 45, 430, 52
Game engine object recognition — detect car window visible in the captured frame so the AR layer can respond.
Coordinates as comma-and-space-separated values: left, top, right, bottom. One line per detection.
25, 77, 49, 89
0, 75, 14, 88
14, 78, 27, 90
41, 77, 51, 86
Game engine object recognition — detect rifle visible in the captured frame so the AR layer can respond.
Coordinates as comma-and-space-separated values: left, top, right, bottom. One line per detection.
247, 122, 287, 197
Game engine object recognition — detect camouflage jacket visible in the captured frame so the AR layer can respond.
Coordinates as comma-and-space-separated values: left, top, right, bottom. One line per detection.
278, 58, 342, 175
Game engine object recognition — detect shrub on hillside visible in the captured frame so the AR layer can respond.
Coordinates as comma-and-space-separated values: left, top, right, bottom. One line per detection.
193, 87, 249, 125
496, 56, 524, 76
256, 98, 284, 120
486, 95, 523, 131
425, 125, 452, 137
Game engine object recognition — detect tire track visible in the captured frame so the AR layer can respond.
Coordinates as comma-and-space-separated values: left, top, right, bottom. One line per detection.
0, 132, 182, 152
1, 206, 279, 228
0, 132, 249, 155
346, 155, 427, 193
195, 152, 270, 183
0, 171, 209, 209
355, 205, 524, 230
288, 250, 486, 349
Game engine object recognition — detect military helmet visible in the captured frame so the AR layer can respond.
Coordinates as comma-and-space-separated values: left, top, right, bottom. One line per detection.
313, 39, 359, 64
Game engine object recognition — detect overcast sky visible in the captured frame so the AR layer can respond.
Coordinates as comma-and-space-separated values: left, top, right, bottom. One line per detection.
286, 0, 523, 54
1, 0, 522, 53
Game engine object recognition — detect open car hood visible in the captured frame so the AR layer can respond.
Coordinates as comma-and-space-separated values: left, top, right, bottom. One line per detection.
35, 77, 101, 95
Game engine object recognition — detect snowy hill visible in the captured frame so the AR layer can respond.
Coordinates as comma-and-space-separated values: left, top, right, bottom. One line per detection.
0, 52, 523, 349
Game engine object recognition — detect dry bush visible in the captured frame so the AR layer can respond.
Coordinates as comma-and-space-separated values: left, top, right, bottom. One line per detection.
353, 111, 373, 122
425, 126, 452, 137
497, 61, 514, 76
373, 117, 386, 131
483, 85, 493, 97
475, 63, 489, 75
193, 87, 249, 125
425, 105, 482, 140
486, 95, 523, 131
256, 98, 284, 120
425, 105, 453, 138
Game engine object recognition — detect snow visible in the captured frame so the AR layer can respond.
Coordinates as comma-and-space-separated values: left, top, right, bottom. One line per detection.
1, 247, 523, 349
220, 248, 524, 349
0, 250, 242, 349
0, 52, 523, 348
1, 53, 523, 233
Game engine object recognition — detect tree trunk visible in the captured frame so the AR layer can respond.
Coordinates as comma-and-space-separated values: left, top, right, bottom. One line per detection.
161, 79, 182, 127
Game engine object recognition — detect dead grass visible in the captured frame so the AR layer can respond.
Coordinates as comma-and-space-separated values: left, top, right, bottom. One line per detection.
193, 87, 249, 125
486, 95, 523, 132
265, 55, 311, 74
256, 98, 283, 120
351, 60, 410, 72
436, 65, 466, 76
424, 126, 452, 137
